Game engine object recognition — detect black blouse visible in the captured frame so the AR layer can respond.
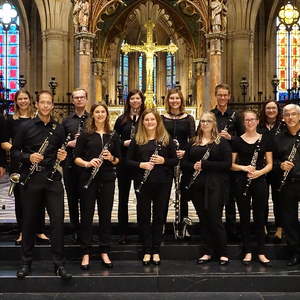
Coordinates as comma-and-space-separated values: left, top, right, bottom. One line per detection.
3, 115, 31, 142
126, 138, 178, 183
232, 134, 272, 174
161, 114, 195, 150
74, 131, 121, 181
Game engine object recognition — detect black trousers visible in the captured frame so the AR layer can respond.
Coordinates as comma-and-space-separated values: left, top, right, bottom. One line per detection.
235, 177, 268, 255
224, 174, 237, 235
20, 173, 65, 266
281, 180, 300, 256
137, 182, 170, 254
63, 164, 82, 232
80, 179, 115, 255
117, 165, 136, 235
14, 183, 45, 234
191, 181, 227, 257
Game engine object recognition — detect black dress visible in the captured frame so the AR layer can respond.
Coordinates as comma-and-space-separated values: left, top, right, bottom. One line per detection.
232, 134, 272, 255
161, 114, 195, 223
127, 138, 178, 254
183, 138, 231, 257
74, 131, 121, 254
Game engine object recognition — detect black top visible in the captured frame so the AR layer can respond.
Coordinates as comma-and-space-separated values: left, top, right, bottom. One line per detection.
231, 134, 272, 178
3, 115, 32, 142
114, 114, 139, 158
257, 120, 284, 138
161, 114, 195, 150
126, 138, 178, 183
211, 107, 244, 139
273, 129, 300, 179
11, 117, 65, 175
62, 112, 89, 165
74, 131, 121, 182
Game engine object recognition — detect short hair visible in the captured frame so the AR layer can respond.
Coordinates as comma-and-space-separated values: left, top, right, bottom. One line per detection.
72, 88, 88, 98
37, 90, 53, 102
215, 83, 231, 95
165, 88, 185, 114
283, 104, 300, 115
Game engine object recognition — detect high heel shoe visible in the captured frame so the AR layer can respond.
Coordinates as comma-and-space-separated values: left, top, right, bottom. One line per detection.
219, 257, 230, 266
196, 255, 212, 265
152, 254, 161, 265
242, 253, 252, 266
258, 255, 272, 267
80, 255, 90, 271
142, 254, 151, 266
100, 254, 113, 268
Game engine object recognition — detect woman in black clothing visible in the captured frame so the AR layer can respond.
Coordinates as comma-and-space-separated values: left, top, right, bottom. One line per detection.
127, 109, 178, 265
114, 89, 145, 244
258, 100, 283, 242
1, 90, 48, 245
183, 112, 231, 265
232, 110, 273, 266
161, 88, 195, 237
74, 103, 121, 270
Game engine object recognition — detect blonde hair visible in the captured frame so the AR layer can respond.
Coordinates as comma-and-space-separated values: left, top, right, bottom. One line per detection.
135, 108, 170, 146
13, 90, 35, 120
193, 112, 219, 145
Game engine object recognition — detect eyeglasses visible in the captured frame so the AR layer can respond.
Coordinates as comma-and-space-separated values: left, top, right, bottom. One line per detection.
73, 96, 86, 100
244, 118, 257, 123
200, 119, 213, 124
283, 112, 298, 118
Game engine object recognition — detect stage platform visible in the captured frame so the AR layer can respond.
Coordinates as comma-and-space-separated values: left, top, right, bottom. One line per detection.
0, 237, 299, 299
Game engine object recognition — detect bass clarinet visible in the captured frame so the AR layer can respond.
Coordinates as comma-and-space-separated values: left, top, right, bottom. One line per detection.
242, 136, 262, 197
47, 133, 72, 181
277, 131, 300, 192
135, 141, 162, 193
21, 124, 56, 186
173, 139, 181, 239
83, 131, 116, 189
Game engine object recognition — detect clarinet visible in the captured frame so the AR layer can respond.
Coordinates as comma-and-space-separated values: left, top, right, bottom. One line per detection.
242, 136, 262, 197
135, 141, 162, 193
130, 115, 137, 140
83, 131, 116, 189
173, 139, 182, 239
47, 133, 72, 181
274, 120, 284, 136
277, 131, 300, 192
185, 135, 221, 190
21, 125, 56, 186
223, 111, 236, 133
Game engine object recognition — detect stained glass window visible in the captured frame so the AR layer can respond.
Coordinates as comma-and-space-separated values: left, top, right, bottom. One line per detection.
0, 2, 19, 104
166, 53, 176, 89
119, 52, 129, 99
276, 3, 300, 100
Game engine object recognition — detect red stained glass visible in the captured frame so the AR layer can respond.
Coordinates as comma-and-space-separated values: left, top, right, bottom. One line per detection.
9, 58, 16, 66
280, 58, 285, 66
293, 58, 297, 66
9, 81, 16, 89
9, 35, 16, 43
0, 58, 3, 66
281, 82, 286, 89
9, 46, 16, 55
0, 35, 3, 43
0, 46, 2, 54
10, 70, 16, 77
280, 70, 285, 77
10, 93, 15, 101
281, 47, 286, 55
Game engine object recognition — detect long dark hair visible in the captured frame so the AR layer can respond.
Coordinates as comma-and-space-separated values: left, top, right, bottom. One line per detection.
259, 100, 281, 125
86, 102, 111, 134
121, 89, 145, 124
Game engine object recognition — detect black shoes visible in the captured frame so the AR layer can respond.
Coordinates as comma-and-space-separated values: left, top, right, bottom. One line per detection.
196, 255, 212, 265
259, 260, 272, 267
16, 264, 31, 279
80, 255, 90, 271
142, 254, 151, 266
100, 254, 113, 268
219, 259, 230, 266
287, 255, 300, 266
55, 266, 72, 280
152, 254, 161, 266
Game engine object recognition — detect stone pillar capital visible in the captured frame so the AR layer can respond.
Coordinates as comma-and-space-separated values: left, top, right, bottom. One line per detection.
227, 30, 254, 41
74, 32, 96, 55
92, 58, 108, 76
42, 29, 68, 41
205, 32, 226, 55
193, 58, 208, 76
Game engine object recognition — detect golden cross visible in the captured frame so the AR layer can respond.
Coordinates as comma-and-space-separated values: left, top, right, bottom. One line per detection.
121, 20, 178, 108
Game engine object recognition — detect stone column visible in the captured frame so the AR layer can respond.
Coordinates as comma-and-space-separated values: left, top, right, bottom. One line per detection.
42, 30, 68, 101
194, 58, 207, 117
206, 32, 226, 109
92, 58, 107, 102
74, 32, 96, 108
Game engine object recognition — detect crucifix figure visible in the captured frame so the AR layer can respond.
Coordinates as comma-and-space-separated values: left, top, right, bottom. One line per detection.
121, 20, 178, 108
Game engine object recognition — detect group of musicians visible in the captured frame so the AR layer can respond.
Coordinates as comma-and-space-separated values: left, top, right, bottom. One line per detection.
0, 83, 300, 279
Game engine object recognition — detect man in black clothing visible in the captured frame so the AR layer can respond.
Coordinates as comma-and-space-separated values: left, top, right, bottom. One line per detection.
211, 83, 243, 241
0, 114, 6, 177
62, 88, 89, 242
12, 90, 71, 279
273, 104, 300, 266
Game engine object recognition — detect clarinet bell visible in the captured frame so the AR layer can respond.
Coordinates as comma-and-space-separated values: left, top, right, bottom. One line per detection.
8, 173, 21, 196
